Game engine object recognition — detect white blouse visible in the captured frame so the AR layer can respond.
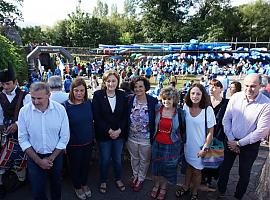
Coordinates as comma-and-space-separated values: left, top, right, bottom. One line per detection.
108, 96, 116, 113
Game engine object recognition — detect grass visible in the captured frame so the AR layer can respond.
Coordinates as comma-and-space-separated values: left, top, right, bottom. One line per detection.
149, 74, 199, 90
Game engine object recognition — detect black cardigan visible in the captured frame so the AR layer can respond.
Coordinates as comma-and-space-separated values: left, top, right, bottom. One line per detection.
127, 94, 158, 144
213, 98, 229, 141
92, 89, 128, 141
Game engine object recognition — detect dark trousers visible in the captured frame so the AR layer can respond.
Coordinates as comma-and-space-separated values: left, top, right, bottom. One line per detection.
27, 153, 63, 200
99, 138, 124, 183
67, 144, 92, 189
217, 141, 260, 199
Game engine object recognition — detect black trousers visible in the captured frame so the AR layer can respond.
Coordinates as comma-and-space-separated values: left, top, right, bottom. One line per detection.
67, 144, 92, 189
217, 141, 260, 199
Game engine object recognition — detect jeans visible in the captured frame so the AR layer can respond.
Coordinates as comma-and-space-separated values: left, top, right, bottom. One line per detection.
27, 153, 63, 200
67, 144, 92, 189
99, 138, 124, 183
217, 141, 260, 199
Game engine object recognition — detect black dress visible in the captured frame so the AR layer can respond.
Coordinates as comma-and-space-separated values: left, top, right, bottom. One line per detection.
202, 98, 229, 186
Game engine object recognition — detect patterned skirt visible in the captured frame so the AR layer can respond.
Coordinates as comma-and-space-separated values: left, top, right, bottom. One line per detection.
151, 140, 181, 184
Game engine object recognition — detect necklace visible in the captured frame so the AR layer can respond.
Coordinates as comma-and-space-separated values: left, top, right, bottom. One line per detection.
107, 94, 116, 98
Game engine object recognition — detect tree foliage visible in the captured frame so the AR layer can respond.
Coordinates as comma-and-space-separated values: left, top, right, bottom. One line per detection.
238, 0, 270, 41
17, 0, 270, 46
18, 26, 47, 45
93, 0, 108, 18
0, 0, 23, 20
0, 35, 28, 84
140, 0, 194, 42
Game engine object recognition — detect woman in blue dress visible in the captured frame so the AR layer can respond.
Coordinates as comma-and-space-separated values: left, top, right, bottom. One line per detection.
64, 78, 94, 200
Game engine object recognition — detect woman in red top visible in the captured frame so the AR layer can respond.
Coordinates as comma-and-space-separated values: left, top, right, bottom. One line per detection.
151, 87, 185, 200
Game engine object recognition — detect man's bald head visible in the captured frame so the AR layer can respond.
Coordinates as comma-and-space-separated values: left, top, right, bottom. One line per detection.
244, 73, 261, 85
244, 73, 262, 100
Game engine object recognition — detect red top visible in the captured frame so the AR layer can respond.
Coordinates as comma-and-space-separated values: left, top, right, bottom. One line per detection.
155, 117, 173, 144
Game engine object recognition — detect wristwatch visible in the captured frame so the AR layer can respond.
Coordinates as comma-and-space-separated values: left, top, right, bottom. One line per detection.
203, 147, 209, 152
236, 141, 241, 147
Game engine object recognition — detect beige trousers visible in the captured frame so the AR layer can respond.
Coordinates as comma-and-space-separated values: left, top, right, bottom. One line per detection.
127, 140, 151, 182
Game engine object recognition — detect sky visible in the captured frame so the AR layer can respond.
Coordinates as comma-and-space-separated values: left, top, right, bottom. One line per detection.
17, 0, 254, 27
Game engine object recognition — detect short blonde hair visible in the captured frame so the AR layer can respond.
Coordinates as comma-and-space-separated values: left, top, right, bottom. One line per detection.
101, 69, 120, 89
159, 86, 179, 107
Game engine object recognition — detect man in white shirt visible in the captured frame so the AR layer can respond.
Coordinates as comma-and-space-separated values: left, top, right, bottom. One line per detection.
18, 82, 70, 200
48, 76, 69, 104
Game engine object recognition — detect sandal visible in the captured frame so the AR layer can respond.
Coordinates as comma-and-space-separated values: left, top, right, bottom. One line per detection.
99, 183, 107, 194
82, 186, 92, 198
175, 185, 190, 197
133, 181, 143, 192
129, 176, 137, 188
157, 188, 167, 200
191, 194, 199, 200
115, 180, 126, 192
150, 186, 159, 198
75, 189, 87, 200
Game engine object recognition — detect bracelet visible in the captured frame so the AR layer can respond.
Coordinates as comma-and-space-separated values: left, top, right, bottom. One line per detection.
203, 147, 209, 152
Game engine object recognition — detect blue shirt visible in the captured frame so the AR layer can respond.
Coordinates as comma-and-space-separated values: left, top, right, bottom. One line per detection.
64, 100, 94, 146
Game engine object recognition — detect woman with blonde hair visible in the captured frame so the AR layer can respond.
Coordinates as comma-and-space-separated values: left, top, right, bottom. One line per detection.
92, 70, 128, 194
151, 86, 185, 200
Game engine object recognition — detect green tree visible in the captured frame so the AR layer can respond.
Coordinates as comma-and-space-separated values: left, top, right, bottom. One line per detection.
0, 0, 23, 20
238, 0, 270, 42
93, 0, 108, 18
186, 0, 240, 42
111, 3, 118, 17
18, 26, 47, 45
140, 0, 194, 42
45, 20, 71, 46
124, 0, 137, 17
0, 35, 28, 84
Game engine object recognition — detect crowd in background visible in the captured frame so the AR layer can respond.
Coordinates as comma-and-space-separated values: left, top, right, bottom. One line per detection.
1, 54, 270, 200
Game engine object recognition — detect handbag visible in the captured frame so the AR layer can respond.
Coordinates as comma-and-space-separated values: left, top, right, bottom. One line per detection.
202, 138, 224, 169
201, 107, 224, 169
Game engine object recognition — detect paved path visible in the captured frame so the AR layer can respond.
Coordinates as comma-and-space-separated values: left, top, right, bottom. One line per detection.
4, 144, 269, 200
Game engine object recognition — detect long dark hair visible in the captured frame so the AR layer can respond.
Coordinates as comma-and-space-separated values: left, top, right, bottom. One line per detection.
185, 83, 210, 109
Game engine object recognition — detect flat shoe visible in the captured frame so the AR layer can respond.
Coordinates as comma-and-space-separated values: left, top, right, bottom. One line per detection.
175, 185, 190, 197
115, 180, 125, 192
157, 188, 166, 200
129, 176, 137, 188
99, 183, 107, 194
150, 186, 159, 198
191, 194, 199, 200
82, 186, 92, 198
133, 181, 143, 192
75, 189, 87, 200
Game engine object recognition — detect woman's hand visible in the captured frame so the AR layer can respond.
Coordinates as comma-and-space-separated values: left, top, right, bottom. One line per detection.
108, 128, 114, 135
109, 128, 121, 139
197, 150, 207, 158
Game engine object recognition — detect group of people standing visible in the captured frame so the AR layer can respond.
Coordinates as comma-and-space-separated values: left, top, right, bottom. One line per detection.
0, 63, 269, 200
